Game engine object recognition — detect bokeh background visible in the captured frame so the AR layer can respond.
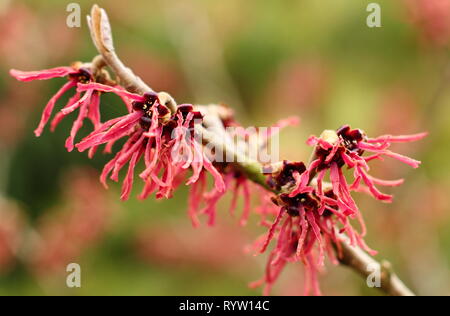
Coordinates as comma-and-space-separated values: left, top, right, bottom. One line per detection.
0, 0, 449, 296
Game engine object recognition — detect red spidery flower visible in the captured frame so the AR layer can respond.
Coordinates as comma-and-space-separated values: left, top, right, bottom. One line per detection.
9, 65, 127, 153
250, 126, 426, 295
189, 115, 299, 227
8, 4, 427, 297
8, 65, 227, 209
188, 168, 253, 227
306, 126, 427, 203
74, 83, 225, 202
186, 115, 299, 227
9, 60, 427, 295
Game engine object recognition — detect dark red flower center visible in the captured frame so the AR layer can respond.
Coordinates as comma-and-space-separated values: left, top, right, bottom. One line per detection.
70, 67, 93, 84
337, 125, 366, 153
268, 161, 307, 191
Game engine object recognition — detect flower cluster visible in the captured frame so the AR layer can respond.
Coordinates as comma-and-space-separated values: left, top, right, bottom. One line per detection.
10, 65, 226, 211
10, 63, 295, 227
250, 126, 426, 295
75, 83, 226, 203
9, 65, 122, 152
187, 115, 299, 227
10, 62, 426, 296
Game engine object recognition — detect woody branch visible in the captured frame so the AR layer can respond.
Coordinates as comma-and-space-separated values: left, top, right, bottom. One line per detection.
87, 5, 415, 297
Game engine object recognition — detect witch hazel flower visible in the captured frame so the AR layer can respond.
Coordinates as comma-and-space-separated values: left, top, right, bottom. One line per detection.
8, 4, 425, 297
252, 127, 426, 295
9, 64, 122, 152
250, 211, 331, 296
252, 161, 364, 296
306, 125, 427, 203
187, 166, 253, 227
9, 63, 229, 224
252, 126, 426, 295
252, 161, 339, 296
185, 113, 299, 227
74, 83, 225, 203
10, 62, 425, 297
227, 171, 252, 226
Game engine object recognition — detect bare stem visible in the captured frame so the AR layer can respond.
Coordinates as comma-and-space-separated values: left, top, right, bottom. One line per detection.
86, 4, 416, 297
337, 235, 415, 296
87, 5, 177, 113
88, 5, 152, 95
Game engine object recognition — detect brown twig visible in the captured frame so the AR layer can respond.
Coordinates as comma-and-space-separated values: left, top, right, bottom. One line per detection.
87, 4, 416, 296
87, 6, 152, 95
337, 235, 415, 296
87, 5, 177, 114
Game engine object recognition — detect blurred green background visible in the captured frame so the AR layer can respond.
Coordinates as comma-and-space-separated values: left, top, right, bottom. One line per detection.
0, 0, 449, 295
